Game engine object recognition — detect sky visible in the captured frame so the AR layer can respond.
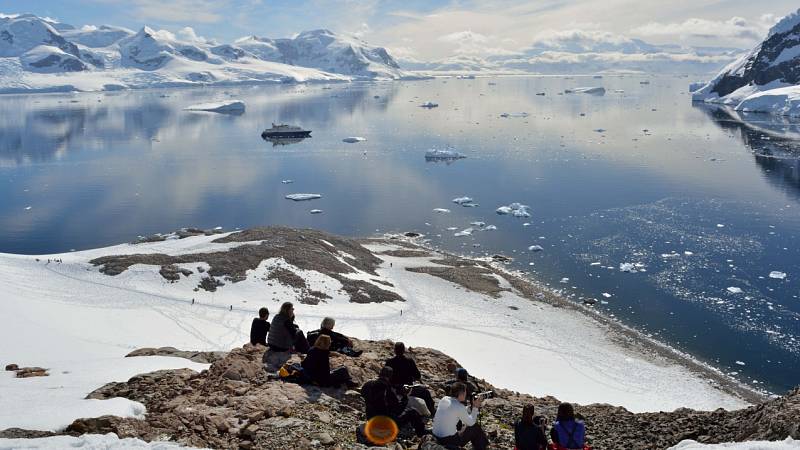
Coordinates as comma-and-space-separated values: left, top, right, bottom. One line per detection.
2, 0, 798, 61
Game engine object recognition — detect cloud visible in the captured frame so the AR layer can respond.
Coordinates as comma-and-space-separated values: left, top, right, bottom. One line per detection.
89, 0, 227, 23
177, 26, 207, 43
438, 30, 489, 44
630, 16, 776, 42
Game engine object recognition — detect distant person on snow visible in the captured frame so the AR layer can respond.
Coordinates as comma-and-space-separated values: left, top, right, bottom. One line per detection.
550, 403, 587, 450
432, 381, 489, 450
385, 342, 435, 416
306, 317, 362, 357
249, 307, 270, 346
267, 301, 310, 353
515, 404, 548, 450
361, 366, 426, 437
300, 334, 357, 388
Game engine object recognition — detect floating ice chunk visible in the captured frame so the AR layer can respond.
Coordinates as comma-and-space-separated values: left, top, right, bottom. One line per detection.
484, 225, 497, 231
420, 101, 439, 108
454, 227, 473, 237
528, 245, 544, 252
735, 360, 746, 366
452, 196, 477, 207
684, 251, 694, 256
496, 202, 530, 218
500, 112, 529, 118
426, 149, 466, 161
433, 208, 451, 214
560, 277, 570, 283
281, 180, 294, 184
285, 193, 321, 201
446, 227, 458, 231
342, 136, 366, 143
184, 100, 245, 114
523, 222, 531, 227
564, 87, 606, 95
727, 287, 743, 294
769, 271, 787, 280
470, 221, 486, 227
310, 209, 323, 214
620, 262, 641, 273
602, 293, 612, 298
590, 262, 601, 266
25, 206, 32, 210
661, 252, 680, 258
716, 224, 725, 228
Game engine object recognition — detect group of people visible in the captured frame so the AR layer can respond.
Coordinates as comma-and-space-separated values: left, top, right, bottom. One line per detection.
248, 304, 588, 450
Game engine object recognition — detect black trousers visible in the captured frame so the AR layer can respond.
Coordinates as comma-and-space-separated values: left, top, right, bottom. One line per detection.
409, 385, 435, 417
395, 408, 426, 437
437, 424, 489, 450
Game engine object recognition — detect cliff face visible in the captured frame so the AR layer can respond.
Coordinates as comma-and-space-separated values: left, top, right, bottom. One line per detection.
5, 340, 795, 450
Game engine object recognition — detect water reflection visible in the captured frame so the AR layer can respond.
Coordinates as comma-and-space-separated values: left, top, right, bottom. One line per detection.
696, 104, 800, 197
262, 136, 310, 146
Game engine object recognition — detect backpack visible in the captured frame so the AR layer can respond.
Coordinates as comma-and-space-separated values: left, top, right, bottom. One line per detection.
278, 363, 309, 384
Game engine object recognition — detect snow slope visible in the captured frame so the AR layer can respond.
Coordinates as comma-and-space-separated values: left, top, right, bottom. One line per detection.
0, 13, 404, 93
0, 434, 206, 449
692, 9, 800, 116
0, 231, 751, 433
669, 438, 800, 450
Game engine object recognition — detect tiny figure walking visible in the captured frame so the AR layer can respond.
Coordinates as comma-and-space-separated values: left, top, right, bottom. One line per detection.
191, 298, 195, 305
229, 305, 233, 311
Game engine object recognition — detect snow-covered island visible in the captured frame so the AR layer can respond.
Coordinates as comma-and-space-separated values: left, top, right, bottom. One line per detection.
0, 13, 411, 94
692, 8, 800, 117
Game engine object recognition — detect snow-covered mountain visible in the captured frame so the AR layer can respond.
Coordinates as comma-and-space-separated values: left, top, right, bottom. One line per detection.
692, 8, 800, 116
235, 29, 401, 79
403, 30, 743, 76
0, 13, 405, 93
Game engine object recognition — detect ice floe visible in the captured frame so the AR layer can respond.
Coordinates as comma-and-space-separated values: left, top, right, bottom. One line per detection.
285, 193, 322, 201
769, 271, 787, 280
496, 203, 531, 218
528, 245, 544, 252
452, 196, 478, 207
433, 208, 451, 214
726, 287, 743, 294
454, 227, 474, 237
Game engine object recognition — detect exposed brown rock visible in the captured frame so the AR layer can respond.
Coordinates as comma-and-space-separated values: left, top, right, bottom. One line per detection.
14, 367, 48, 378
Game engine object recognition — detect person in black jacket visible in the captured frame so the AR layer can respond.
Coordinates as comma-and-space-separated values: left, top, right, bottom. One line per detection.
249, 307, 270, 346
300, 335, 356, 388
515, 404, 548, 450
267, 302, 310, 353
360, 366, 426, 437
306, 317, 362, 357
385, 342, 434, 416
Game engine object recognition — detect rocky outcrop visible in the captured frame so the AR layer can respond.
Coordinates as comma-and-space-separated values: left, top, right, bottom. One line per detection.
30, 339, 796, 449
125, 347, 228, 364
4, 364, 48, 378
90, 227, 404, 303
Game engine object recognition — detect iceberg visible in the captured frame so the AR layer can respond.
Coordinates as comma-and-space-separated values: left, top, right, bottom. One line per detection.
564, 87, 606, 95
452, 196, 477, 207
496, 202, 530, 218
454, 227, 473, 237
184, 100, 246, 114
342, 136, 366, 143
528, 245, 544, 252
433, 208, 451, 214
285, 193, 322, 201
769, 271, 787, 280
425, 149, 466, 161
310, 209, 323, 214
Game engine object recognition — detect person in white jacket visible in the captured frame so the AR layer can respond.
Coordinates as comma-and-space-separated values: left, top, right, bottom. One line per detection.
432, 382, 489, 450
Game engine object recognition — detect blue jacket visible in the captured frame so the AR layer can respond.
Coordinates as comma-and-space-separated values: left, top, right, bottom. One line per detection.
551, 419, 585, 449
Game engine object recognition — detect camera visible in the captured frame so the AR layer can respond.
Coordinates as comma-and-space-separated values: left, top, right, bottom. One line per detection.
471, 390, 494, 401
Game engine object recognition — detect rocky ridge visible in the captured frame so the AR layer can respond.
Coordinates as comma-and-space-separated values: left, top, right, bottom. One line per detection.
3, 340, 795, 449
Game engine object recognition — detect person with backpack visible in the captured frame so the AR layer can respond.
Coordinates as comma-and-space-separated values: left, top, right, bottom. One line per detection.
550, 403, 587, 450
444, 367, 481, 403
300, 335, 357, 388
515, 404, 548, 450
385, 342, 434, 416
432, 382, 489, 450
267, 301, 310, 353
249, 307, 270, 346
360, 366, 426, 437
306, 317, 362, 357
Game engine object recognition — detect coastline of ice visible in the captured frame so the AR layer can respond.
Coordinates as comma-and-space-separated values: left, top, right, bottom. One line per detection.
184, 100, 245, 114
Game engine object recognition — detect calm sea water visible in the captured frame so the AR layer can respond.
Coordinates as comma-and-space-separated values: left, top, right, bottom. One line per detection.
1, 77, 798, 394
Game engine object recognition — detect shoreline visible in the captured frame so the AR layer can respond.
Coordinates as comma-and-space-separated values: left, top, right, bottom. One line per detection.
372, 233, 768, 406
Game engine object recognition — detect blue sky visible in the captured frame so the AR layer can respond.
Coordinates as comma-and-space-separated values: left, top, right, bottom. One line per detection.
3, 0, 798, 60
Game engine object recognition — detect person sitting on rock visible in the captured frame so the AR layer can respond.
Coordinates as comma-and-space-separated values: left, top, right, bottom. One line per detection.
267, 301, 310, 353
361, 366, 426, 437
432, 381, 489, 450
550, 403, 586, 450
445, 367, 481, 404
300, 334, 357, 388
385, 342, 434, 416
249, 307, 270, 346
306, 317, 362, 357
515, 404, 548, 450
